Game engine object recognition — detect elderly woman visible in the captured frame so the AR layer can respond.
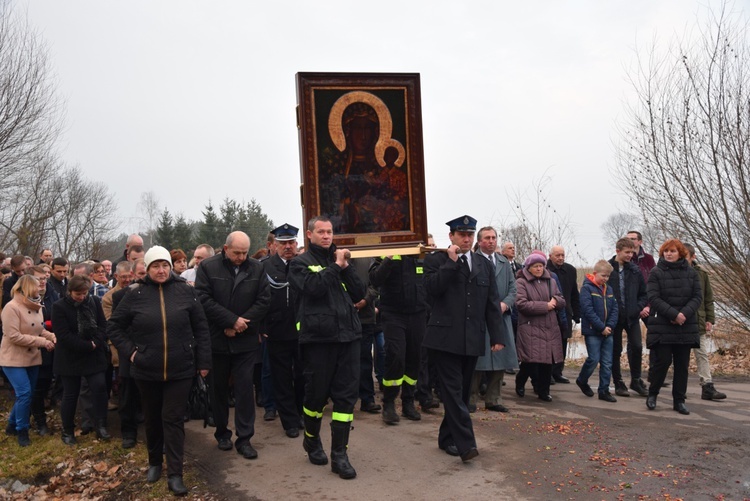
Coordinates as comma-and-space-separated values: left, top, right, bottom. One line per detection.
53, 275, 110, 444
170, 249, 188, 276
646, 239, 702, 415
514, 253, 566, 402
1, 275, 56, 446
109, 246, 211, 496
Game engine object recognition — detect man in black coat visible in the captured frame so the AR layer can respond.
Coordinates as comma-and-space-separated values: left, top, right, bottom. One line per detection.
261, 224, 305, 439
288, 216, 366, 479
608, 237, 648, 397
195, 231, 270, 460
546, 246, 581, 383
423, 215, 507, 462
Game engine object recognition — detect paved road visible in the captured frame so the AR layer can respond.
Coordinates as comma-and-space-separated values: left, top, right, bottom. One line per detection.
185, 375, 749, 500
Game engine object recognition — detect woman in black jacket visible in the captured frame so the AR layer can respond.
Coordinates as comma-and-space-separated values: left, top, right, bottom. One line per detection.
108, 246, 211, 496
52, 275, 110, 444
646, 239, 702, 415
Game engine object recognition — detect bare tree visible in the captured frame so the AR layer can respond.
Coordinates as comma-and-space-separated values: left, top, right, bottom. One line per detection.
492, 174, 582, 263
0, 5, 62, 190
137, 191, 160, 246
615, 2, 750, 335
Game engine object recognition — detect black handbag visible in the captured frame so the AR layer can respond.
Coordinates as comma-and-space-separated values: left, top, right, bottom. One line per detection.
187, 374, 212, 428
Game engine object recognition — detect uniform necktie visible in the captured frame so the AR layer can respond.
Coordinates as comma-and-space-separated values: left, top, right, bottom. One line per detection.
460, 255, 470, 276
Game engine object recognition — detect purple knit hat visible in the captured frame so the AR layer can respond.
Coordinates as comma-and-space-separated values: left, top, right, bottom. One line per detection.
523, 253, 547, 268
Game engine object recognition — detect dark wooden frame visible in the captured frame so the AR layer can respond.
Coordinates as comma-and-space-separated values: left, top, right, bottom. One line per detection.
296, 72, 428, 250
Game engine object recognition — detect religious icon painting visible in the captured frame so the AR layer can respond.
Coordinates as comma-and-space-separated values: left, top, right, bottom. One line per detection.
296, 72, 428, 251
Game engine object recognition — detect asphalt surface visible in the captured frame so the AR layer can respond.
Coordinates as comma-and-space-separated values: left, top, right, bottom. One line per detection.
184, 374, 750, 500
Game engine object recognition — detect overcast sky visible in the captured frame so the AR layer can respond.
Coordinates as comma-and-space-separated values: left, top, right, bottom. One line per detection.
19, 0, 736, 264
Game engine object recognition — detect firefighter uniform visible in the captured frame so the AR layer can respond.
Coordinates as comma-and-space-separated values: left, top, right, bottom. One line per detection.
288, 238, 365, 479
369, 254, 428, 423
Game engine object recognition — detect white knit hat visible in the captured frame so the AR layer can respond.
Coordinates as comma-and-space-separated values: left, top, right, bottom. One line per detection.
144, 246, 172, 269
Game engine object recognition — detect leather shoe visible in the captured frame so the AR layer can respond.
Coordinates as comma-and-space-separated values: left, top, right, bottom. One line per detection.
238, 443, 258, 459
598, 392, 617, 403
467, 403, 477, 414
646, 395, 657, 410
147, 464, 162, 483
538, 394, 553, 402
460, 448, 479, 462
420, 399, 439, 410
122, 437, 137, 449
440, 444, 459, 457
515, 380, 525, 397
553, 375, 570, 384
285, 427, 300, 438
217, 438, 233, 451
673, 402, 690, 415
36, 424, 51, 436
167, 475, 188, 496
576, 378, 594, 397
360, 401, 381, 413
263, 409, 277, 421
485, 404, 509, 413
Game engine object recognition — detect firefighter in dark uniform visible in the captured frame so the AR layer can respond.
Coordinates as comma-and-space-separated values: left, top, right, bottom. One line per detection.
288, 216, 366, 479
261, 224, 305, 439
369, 252, 428, 424
423, 215, 507, 462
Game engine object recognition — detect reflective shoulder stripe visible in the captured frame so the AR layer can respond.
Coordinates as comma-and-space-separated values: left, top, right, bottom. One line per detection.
415, 266, 423, 274
296, 322, 301, 331
308, 265, 324, 273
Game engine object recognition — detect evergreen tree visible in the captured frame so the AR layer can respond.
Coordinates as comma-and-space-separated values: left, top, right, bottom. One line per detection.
172, 213, 194, 252
198, 201, 221, 248
154, 208, 175, 249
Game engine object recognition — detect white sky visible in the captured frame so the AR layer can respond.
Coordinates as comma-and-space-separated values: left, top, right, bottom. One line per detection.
19, 0, 735, 264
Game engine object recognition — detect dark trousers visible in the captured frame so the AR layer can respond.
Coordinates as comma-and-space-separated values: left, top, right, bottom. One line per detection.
136, 378, 192, 477
416, 345, 440, 404
648, 343, 692, 404
31, 376, 52, 427
429, 349, 477, 456
211, 350, 257, 448
552, 320, 572, 378
382, 311, 425, 403
359, 324, 377, 405
267, 339, 304, 431
517, 362, 552, 397
60, 373, 107, 432
612, 318, 643, 383
302, 341, 359, 423
119, 375, 141, 439
261, 338, 275, 412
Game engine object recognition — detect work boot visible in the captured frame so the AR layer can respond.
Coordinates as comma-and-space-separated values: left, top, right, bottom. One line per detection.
630, 379, 649, 397
401, 400, 421, 421
382, 400, 400, 425
701, 383, 727, 400
302, 415, 328, 465
61, 429, 77, 446
614, 380, 630, 397
17, 429, 31, 447
330, 422, 356, 479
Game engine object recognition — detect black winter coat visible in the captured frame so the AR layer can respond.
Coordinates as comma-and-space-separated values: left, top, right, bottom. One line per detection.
646, 258, 702, 348
369, 255, 428, 314
195, 252, 270, 354
546, 260, 581, 335
288, 243, 365, 344
423, 251, 507, 356
52, 295, 109, 377
108, 275, 211, 382
607, 257, 647, 322
261, 254, 298, 342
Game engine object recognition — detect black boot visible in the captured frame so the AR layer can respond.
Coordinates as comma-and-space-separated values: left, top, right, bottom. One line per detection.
701, 383, 727, 400
167, 475, 188, 496
17, 429, 31, 447
61, 429, 77, 445
302, 415, 328, 465
95, 421, 111, 440
330, 422, 356, 479
401, 400, 421, 421
382, 400, 400, 425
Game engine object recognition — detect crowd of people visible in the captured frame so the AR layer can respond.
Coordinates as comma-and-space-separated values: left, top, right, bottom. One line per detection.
0, 223, 728, 496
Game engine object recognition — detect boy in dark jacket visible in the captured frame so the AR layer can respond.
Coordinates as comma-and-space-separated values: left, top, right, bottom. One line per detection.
576, 260, 619, 402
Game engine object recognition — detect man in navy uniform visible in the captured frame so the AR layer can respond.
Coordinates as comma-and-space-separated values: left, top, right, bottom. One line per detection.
261, 224, 305, 438
423, 215, 507, 462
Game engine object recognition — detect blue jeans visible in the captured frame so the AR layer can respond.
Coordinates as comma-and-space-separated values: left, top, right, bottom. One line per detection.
577, 334, 613, 395
2, 366, 40, 432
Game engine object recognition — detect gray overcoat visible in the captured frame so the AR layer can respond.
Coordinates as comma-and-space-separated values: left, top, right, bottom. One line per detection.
475, 253, 518, 371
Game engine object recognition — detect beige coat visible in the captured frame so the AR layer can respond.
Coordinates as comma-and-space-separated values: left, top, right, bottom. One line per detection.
0, 296, 55, 367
